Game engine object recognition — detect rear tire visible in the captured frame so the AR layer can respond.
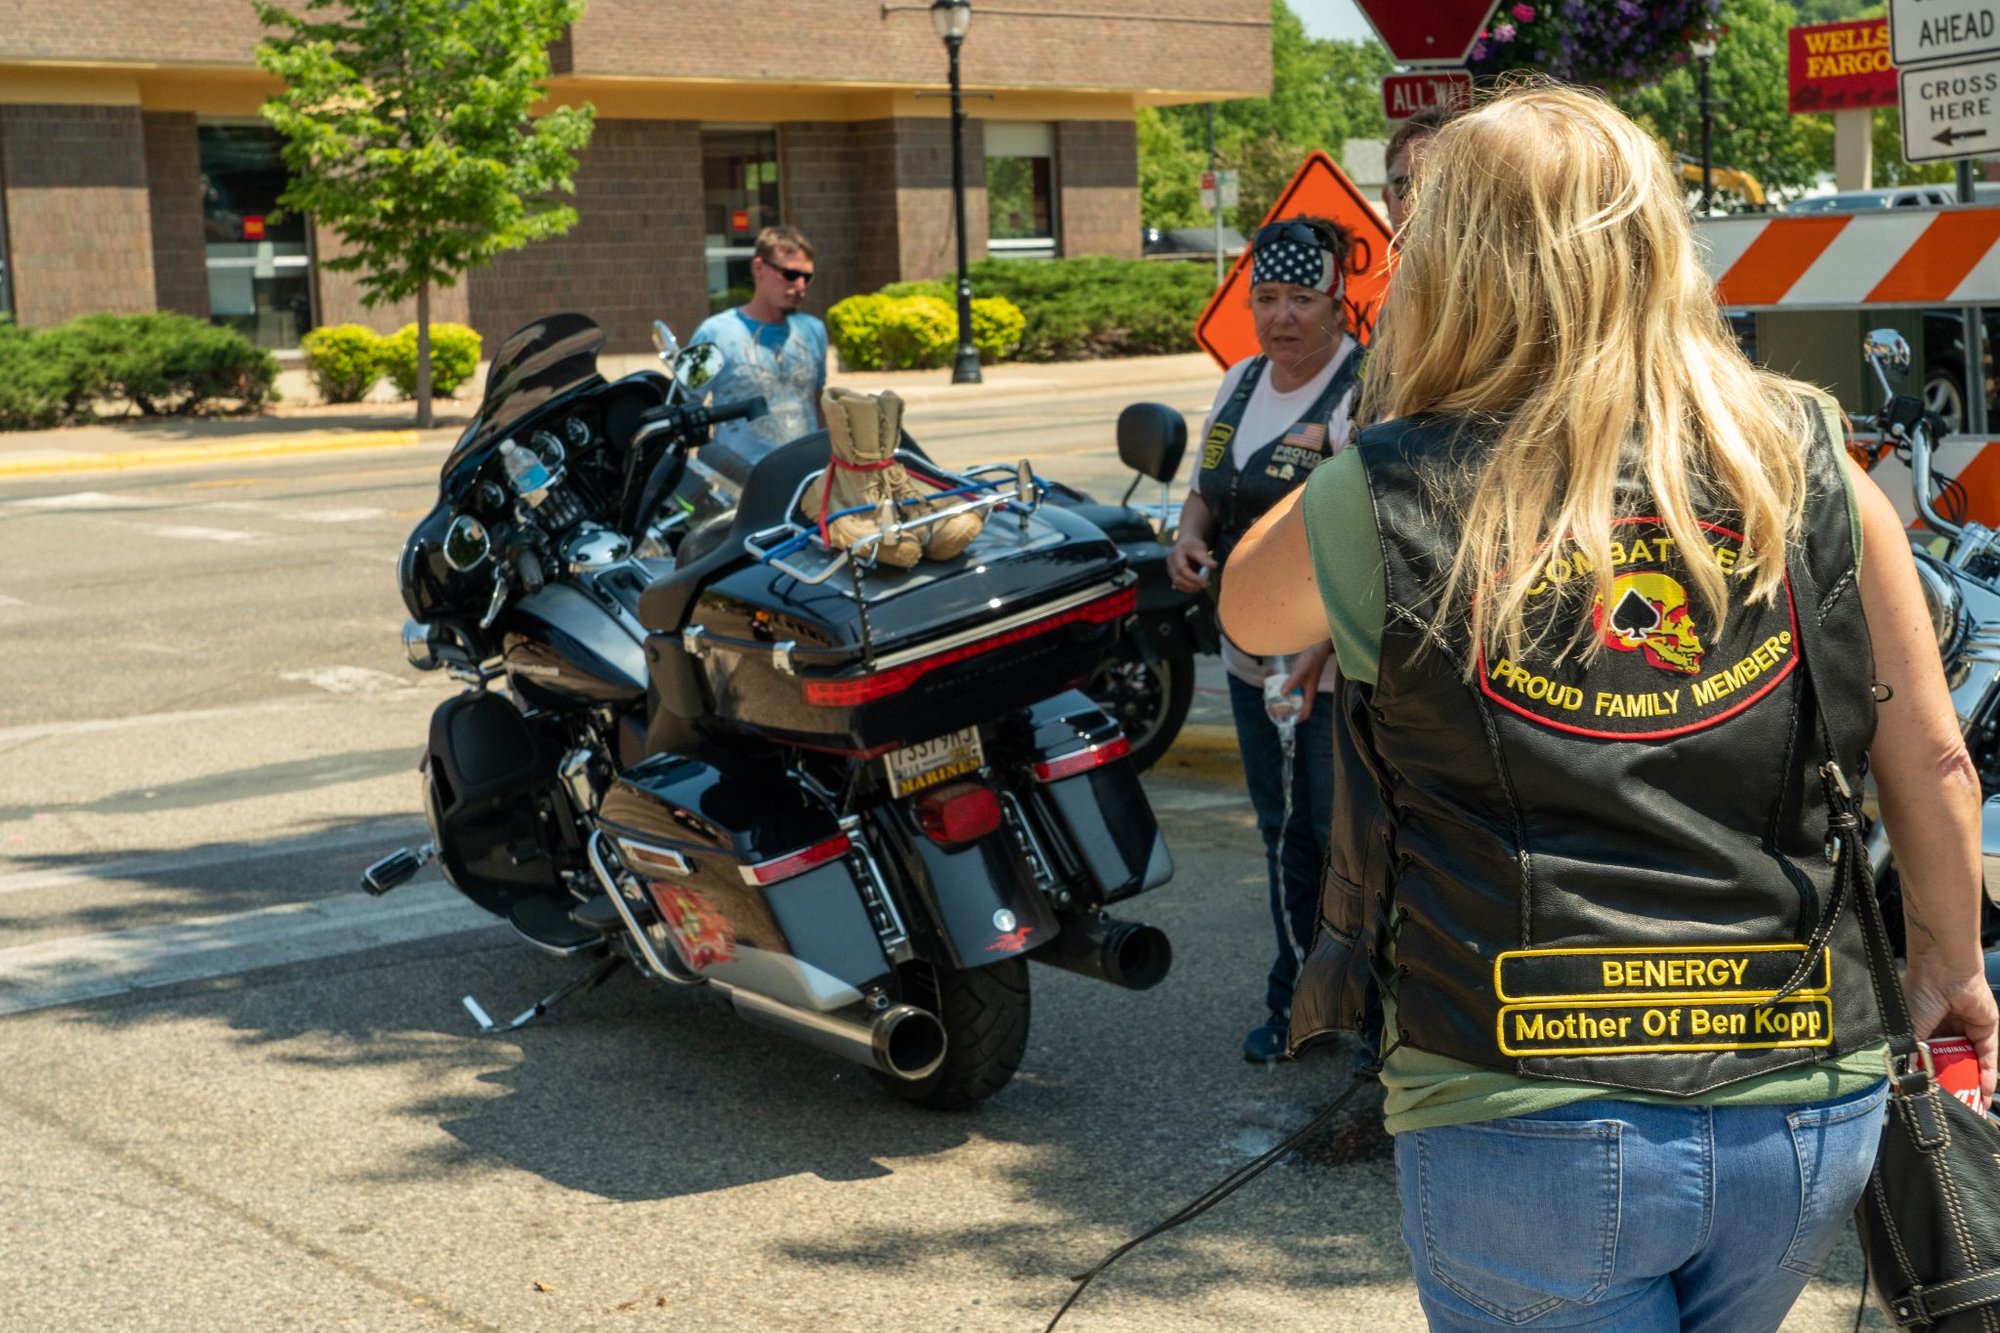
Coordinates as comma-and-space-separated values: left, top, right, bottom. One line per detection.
1086, 641, 1195, 773
872, 958, 1029, 1110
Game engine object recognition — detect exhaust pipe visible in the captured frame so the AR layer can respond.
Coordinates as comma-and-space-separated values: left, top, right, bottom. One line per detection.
720, 985, 947, 1083
1031, 914, 1173, 991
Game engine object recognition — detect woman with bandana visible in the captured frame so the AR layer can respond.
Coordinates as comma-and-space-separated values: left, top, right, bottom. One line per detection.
1168, 214, 1363, 1063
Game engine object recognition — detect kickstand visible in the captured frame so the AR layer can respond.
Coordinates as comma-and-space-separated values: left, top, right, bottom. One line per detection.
462, 952, 624, 1033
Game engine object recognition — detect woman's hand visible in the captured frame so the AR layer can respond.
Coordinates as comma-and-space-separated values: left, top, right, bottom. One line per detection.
1168, 533, 1217, 594
1283, 641, 1334, 722
1904, 955, 2000, 1100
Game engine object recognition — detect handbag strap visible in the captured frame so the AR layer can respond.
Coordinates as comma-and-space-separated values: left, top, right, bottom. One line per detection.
1781, 492, 1927, 1093
1886, 1267, 2000, 1326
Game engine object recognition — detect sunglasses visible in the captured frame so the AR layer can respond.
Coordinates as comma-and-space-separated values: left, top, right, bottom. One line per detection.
1253, 220, 1337, 254
760, 257, 815, 285
1387, 174, 1414, 201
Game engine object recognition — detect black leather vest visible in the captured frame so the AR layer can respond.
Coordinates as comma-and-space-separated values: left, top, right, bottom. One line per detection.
1292, 409, 1883, 1094
1195, 350, 1361, 571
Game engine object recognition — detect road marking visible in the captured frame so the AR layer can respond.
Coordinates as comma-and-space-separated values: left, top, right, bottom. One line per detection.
8, 490, 168, 510
203, 500, 386, 523
0, 882, 494, 1017
0, 823, 424, 897
143, 523, 263, 543
0, 595, 22, 608
280, 665, 415, 695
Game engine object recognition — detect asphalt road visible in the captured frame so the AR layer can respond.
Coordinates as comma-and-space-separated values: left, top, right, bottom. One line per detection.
0, 385, 1886, 1331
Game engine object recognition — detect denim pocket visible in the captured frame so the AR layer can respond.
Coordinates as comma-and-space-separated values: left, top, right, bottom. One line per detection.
1411, 1116, 1622, 1324
1780, 1079, 1889, 1277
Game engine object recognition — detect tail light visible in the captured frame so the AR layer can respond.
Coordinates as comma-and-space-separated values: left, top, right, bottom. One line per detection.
915, 781, 1003, 847
802, 585, 1135, 708
1032, 734, 1132, 783
739, 833, 851, 886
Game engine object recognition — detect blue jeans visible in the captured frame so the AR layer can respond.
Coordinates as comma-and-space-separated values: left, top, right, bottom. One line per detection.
1225, 673, 1334, 1019
1394, 1081, 1890, 1330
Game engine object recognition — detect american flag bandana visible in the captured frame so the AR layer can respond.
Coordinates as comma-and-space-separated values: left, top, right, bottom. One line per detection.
1251, 235, 1343, 297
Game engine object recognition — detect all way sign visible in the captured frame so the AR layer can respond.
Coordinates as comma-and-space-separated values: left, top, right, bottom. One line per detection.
1890, 0, 2000, 68
1384, 71, 1473, 120
1900, 55, 2000, 161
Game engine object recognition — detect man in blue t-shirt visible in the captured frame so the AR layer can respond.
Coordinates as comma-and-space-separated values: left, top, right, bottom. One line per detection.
690, 225, 828, 490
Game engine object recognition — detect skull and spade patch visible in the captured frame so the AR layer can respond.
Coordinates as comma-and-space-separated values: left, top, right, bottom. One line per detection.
1476, 518, 1799, 740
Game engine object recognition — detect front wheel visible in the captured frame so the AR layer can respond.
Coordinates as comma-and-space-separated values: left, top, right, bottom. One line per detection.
1086, 640, 1195, 773
872, 958, 1029, 1110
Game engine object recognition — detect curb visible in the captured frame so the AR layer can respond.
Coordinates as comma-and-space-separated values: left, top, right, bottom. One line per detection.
1168, 721, 1239, 754
0, 429, 427, 480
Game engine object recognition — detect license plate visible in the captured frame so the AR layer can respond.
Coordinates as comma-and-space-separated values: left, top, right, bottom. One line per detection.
884, 726, 984, 797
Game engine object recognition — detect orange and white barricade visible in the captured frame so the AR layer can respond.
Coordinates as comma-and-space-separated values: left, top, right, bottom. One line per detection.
1699, 207, 2000, 527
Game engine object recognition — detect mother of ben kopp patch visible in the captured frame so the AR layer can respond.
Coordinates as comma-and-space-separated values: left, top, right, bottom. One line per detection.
1477, 518, 1798, 740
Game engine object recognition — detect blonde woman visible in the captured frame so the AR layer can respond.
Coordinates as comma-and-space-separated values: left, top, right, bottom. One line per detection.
1223, 86, 1996, 1330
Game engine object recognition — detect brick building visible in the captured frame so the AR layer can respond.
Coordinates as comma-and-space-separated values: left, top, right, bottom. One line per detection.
0, 1, 1269, 353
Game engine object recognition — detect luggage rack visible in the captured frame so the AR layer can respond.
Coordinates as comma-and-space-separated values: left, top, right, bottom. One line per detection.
741, 453, 1048, 591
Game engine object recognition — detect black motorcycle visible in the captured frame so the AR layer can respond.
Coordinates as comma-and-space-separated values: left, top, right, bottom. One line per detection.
1858, 329, 2000, 987
363, 313, 1176, 1109
1050, 403, 1219, 772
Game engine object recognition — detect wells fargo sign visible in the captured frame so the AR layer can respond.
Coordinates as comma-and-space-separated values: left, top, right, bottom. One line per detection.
1789, 18, 1897, 113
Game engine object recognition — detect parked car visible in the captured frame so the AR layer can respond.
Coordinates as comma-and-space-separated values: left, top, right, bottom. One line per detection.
1786, 185, 1959, 213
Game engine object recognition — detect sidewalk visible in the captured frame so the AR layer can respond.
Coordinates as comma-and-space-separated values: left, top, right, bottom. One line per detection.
0, 350, 1221, 480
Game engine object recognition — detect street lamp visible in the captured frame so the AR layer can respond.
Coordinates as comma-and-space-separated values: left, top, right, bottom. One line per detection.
1690, 21, 1721, 217
931, 0, 981, 384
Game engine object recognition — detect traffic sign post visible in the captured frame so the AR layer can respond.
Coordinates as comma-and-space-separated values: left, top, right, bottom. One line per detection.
1352, 0, 1502, 66
1899, 56, 2000, 161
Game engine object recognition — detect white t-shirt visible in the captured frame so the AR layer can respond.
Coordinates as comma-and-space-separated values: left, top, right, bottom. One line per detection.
1192, 340, 1362, 693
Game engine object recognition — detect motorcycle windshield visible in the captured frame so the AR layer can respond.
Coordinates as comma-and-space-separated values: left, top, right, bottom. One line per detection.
442, 312, 608, 477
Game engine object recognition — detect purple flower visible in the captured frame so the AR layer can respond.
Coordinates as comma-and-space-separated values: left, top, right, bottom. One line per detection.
1494, 21, 1517, 41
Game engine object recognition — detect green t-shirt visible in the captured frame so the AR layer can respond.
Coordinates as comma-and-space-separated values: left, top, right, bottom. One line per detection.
1299, 440, 1885, 1134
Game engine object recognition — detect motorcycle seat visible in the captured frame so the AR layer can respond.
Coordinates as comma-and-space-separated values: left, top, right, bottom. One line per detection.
638, 429, 936, 634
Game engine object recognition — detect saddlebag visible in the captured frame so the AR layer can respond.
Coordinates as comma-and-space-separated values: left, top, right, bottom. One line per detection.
998, 691, 1174, 905
596, 749, 893, 1011
425, 691, 569, 913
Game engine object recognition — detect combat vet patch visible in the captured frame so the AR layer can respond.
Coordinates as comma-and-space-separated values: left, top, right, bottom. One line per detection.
1201, 422, 1235, 471
1494, 942, 1833, 1056
1477, 517, 1799, 739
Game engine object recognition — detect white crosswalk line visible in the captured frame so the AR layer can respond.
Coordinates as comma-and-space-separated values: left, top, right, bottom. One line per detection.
143, 524, 262, 543
0, 883, 494, 1017
8, 491, 169, 510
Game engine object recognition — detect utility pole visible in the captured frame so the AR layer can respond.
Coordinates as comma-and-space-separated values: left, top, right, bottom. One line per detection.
1208, 102, 1223, 288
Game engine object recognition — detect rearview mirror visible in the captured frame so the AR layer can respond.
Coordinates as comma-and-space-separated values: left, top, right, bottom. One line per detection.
1115, 402, 1188, 483
1863, 328, 1911, 378
651, 320, 678, 362
673, 342, 721, 393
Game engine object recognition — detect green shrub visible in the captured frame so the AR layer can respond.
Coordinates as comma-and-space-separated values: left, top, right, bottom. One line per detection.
38, 313, 276, 416
300, 323, 386, 403
878, 296, 957, 370
971, 296, 1026, 363
879, 279, 950, 302
965, 256, 1211, 360
828, 293, 896, 371
0, 323, 70, 431
382, 322, 482, 399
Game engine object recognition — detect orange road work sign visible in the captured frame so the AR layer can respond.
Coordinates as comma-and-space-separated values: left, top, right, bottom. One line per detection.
1194, 152, 1395, 370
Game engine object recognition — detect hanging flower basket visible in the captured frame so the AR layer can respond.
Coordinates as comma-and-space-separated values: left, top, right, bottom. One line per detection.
1466, 0, 1725, 89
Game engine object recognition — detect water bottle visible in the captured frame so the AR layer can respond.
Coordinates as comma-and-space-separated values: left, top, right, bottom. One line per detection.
1263, 652, 1304, 739
499, 438, 552, 508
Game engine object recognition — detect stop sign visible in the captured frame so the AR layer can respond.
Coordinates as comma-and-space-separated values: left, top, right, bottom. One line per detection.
1355, 0, 1502, 66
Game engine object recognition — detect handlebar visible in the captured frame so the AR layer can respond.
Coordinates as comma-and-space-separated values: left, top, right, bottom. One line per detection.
633, 395, 768, 448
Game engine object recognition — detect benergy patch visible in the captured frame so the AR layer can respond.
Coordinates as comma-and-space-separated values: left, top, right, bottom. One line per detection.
1477, 518, 1799, 739
1495, 943, 1829, 1003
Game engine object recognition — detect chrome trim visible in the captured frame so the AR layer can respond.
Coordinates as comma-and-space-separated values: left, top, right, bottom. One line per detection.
846, 831, 914, 962
507, 917, 599, 960
772, 641, 797, 676
682, 624, 708, 657
586, 830, 700, 984
997, 789, 1059, 895
402, 619, 441, 671
866, 579, 1128, 671
713, 982, 945, 1082
1913, 552, 1967, 657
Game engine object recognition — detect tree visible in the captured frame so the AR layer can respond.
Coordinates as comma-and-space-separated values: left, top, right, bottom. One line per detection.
1145, 1, 1392, 233
1620, 0, 1833, 199
1137, 108, 1206, 230
256, 0, 595, 426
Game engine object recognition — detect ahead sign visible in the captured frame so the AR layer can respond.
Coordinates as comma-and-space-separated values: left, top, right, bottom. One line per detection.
1354, 0, 1501, 67
1900, 55, 2000, 161
1890, 0, 2000, 68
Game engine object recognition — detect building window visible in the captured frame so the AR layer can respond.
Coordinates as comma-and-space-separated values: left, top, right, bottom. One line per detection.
986, 122, 1057, 259
199, 125, 314, 349
702, 128, 780, 314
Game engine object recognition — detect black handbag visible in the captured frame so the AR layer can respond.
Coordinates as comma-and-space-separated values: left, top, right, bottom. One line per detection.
1787, 525, 2000, 1331
1847, 817, 2000, 1331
